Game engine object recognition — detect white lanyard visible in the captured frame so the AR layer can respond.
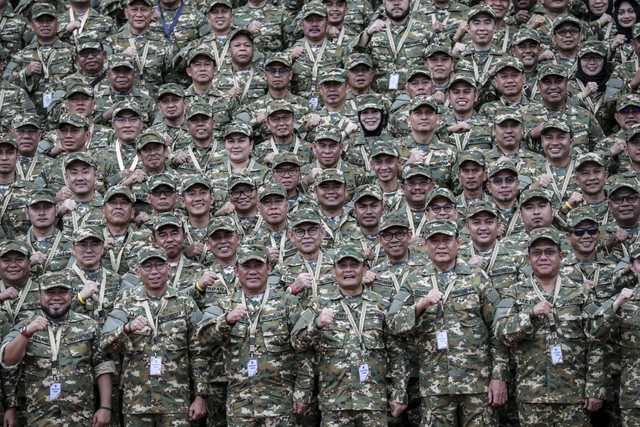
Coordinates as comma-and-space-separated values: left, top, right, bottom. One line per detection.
171, 255, 185, 288
430, 273, 457, 306
116, 140, 139, 172
304, 40, 327, 87
577, 81, 603, 115
470, 241, 501, 271
47, 325, 63, 375
72, 263, 107, 313
16, 151, 38, 181
268, 231, 287, 264
545, 160, 575, 201
241, 286, 270, 354
128, 38, 151, 77
104, 228, 133, 272
302, 252, 323, 297
472, 55, 493, 82
36, 46, 55, 82
0, 279, 32, 323
212, 38, 230, 67
0, 188, 13, 220
142, 298, 168, 337
453, 131, 471, 152
406, 205, 428, 237
69, 7, 90, 40
232, 68, 255, 104
531, 276, 562, 339
339, 298, 368, 350
385, 18, 414, 59
269, 136, 300, 155
390, 270, 409, 292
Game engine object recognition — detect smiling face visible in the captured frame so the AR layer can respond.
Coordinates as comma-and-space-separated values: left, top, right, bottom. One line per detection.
187, 114, 215, 141
527, 239, 564, 279
468, 13, 496, 47
289, 221, 325, 256
618, 0, 637, 28
333, 257, 366, 292
608, 187, 640, 226
0, 251, 30, 285
125, 1, 153, 31
31, 14, 59, 41
236, 259, 270, 294
313, 139, 343, 168
137, 256, 170, 294
224, 133, 253, 163
207, 229, 242, 263
315, 180, 346, 210
510, 40, 541, 69
495, 67, 525, 97
39, 287, 72, 320
538, 74, 568, 105
359, 108, 382, 132
113, 110, 143, 144
402, 175, 433, 205
448, 81, 477, 115
552, 23, 582, 52
575, 162, 607, 197
65, 161, 97, 198
580, 53, 605, 77
206, 4, 234, 32
566, 219, 599, 257
541, 128, 573, 162
494, 119, 523, 151
324, 0, 347, 24
467, 212, 499, 247
371, 154, 401, 184
228, 184, 257, 214
378, 226, 411, 260
181, 184, 213, 217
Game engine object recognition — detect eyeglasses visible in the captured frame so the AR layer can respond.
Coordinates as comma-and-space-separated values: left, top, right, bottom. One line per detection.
114, 116, 141, 124
490, 176, 517, 185
149, 189, 174, 197
573, 227, 598, 237
140, 261, 167, 272
75, 241, 102, 251
581, 55, 604, 63
273, 167, 300, 177
530, 248, 560, 258
429, 204, 455, 213
619, 108, 640, 115
78, 48, 101, 58
404, 179, 431, 187
229, 188, 255, 199
380, 230, 408, 241
610, 194, 640, 205
293, 226, 320, 237
555, 28, 580, 37
266, 67, 289, 75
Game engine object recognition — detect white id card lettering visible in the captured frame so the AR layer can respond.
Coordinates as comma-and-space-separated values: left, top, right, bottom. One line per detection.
309, 97, 319, 108
150, 356, 163, 375
42, 92, 53, 108
49, 382, 61, 401
359, 364, 370, 382
247, 359, 258, 377
550, 345, 563, 365
388, 73, 400, 90
436, 330, 449, 350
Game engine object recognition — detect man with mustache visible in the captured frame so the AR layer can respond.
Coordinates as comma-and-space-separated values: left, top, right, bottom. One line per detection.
58, 41, 108, 89
254, 100, 312, 165
484, 159, 523, 240
9, 114, 50, 186
270, 152, 311, 211
148, 83, 191, 152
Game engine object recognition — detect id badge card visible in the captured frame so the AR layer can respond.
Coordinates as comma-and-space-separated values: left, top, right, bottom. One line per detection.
49, 382, 61, 401
436, 330, 449, 350
309, 97, 319, 108
359, 363, 370, 382
247, 359, 258, 377
150, 356, 163, 375
550, 344, 563, 365
388, 73, 400, 90
42, 92, 53, 108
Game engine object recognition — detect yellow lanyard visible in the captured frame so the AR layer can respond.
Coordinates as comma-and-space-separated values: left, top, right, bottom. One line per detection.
232, 68, 255, 104
69, 7, 90, 40
104, 228, 133, 272
406, 205, 428, 237
470, 242, 501, 271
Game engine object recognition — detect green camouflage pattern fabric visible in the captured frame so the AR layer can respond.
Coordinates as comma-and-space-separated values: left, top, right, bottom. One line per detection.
214, 63, 268, 105
93, 85, 158, 127
166, 254, 206, 291
254, 134, 313, 164
316, 210, 359, 251
400, 133, 458, 190
102, 226, 153, 275
0, 179, 39, 239
0, 9, 31, 57
246, 225, 298, 264
370, 249, 428, 302
0, 277, 40, 326
21, 227, 73, 274
59, 194, 106, 234
233, 3, 290, 53
15, 152, 51, 186
302, 159, 367, 201
57, 8, 114, 46
149, 2, 208, 54
483, 145, 546, 190
208, 155, 269, 203
287, 38, 344, 101
0, 80, 36, 130
459, 240, 523, 295
439, 112, 493, 152
147, 120, 191, 153
184, 84, 239, 140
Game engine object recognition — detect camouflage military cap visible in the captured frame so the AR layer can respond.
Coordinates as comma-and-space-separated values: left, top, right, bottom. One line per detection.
64, 151, 96, 169
27, 188, 56, 206
357, 94, 383, 112
137, 246, 167, 265
0, 240, 30, 257
407, 65, 433, 81
237, 244, 268, 264
353, 184, 384, 202
528, 227, 561, 248
510, 29, 542, 46
576, 152, 604, 169
224, 121, 252, 138
457, 150, 485, 169
409, 95, 438, 113
72, 225, 104, 243
630, 242, 640, 260
187, 46, 216, 66
494, 57, 524, 74
148, 173, 177, 191
379, 212, 409, 231
424, 44, 453, 58
157, 83, 185, 99
31, 3, 58, 19
467, 200, 498, 218
537, 63, 567, 79
494, 107, 523, 124
487, 159, 518, 178
609, 177, 640, 195
258, 182, 287, 200
301, 1, 327, 18
272, 151, 301, 167
318, 68, 347, 85
228, 174, 255, 190
448, 73, 476, 88
125, 0, 153, 5
76, 40, 102, 53
229, 28, 253, 42
11, 113, 40, 129
265, 52, 292, 68
633, 23, 640, 39
291, 208, 322, 227
566, 206, 598, 228
266, 99, 295, 117
137, 130, 166, 150
182, 175, 212, 192
467, 4, 496, 21
40, 280, 72, 291
578, 40, 607, 58
333, 243, 365, 264
314, 123, 342, 142
109, 54, 135, 70
627, 123, 640, 141
58, 112, 88, 129
104, 185, 136, 203
424, 219, 458, 239
541, 118, 571, 134
370, 141, 399, 158
113, 100, 142, 117
65, 83, 94, 99
426, 187, 456, 206
152, 213, 183, 231
207, 215, 239, 236
617, 94, 640, 111
314, 168, 345, 186
403, 163, 432, 180
552, 15, 581, 32
345, 53, 373, 70
520, 187, 552, 204
0, 133, 17, 148
186, 101, 213, 120
206, 0, 233, 10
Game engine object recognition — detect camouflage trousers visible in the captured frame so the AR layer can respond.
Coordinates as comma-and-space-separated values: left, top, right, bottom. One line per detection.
388, 376, 420, 427
517, 402, 588, 426
320, 409, 387, 426
29, 408, 93, 426
421, 393, 497, 427
124, 413, 192, 426
227, 415, 295, 426
621, 407, 640, 427
206, 382, 227, 427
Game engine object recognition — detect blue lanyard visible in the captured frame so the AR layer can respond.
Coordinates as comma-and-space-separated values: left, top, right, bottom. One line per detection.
159, 1, 184, 38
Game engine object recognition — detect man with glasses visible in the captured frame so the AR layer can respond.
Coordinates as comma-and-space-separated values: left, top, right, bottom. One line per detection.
148, 84, 191, 152
59, 41, 108, 89
550, 16, 582, 75
596, 95, 640, 168
254, 100, 312, 165
271, 152, 310, 211
495, 228, 605, 426
9, 114, 49, 186
601, 178, 640, 262
144, 173, 179, 217
101, 101, 144, 188
425, 187, 460, 225
101, 246, 208, 425
485, 160, 522, 240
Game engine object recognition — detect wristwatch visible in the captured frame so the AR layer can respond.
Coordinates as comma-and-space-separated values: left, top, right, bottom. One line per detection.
20, 326, 32, 338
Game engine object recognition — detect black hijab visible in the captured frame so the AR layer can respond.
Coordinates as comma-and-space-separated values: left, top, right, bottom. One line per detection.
576, 55, 610, 92
614, 0, 640, 39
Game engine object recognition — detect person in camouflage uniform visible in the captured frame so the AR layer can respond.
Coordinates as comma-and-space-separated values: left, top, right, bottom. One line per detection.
233, 0, 291, 53
369, 142, 404, 211
57, 0, 114, 47
388, 66, 438, 140
0, 54, 36, 131
196, 244, 313, 426
148, 83, 191, 152
494, 228, 606, 426
0, 0, 31, 58
0, 241, 40, 327
453, 151, 490, 220
9, 114, 50, 186
149, 0, 207, 55
599, 177, 640, 262
180, 175, 217, 266
484, 159, 524, 240
101, 246, 208, 425
344, 184, 386, 267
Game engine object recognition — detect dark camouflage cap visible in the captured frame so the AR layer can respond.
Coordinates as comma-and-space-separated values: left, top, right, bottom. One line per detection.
72, 225, 104, 243
627, 123, 640, 141
578, 40, 607, 58
237, 244, 268, 264
0, 133, 17, 148
27, 188, 56, 206
272, 152, 301, 167
182, 175, 212, 192
0, 240, 30, 258
494, 107, 523, 124
576, 152, 605, 169
457, 150, 485, 169
424, 219, 458, 239
137, 130, 166, 151
357, 94, 383, 112
318, 68, 347, 85
228, 173, 255, 190
229, 28, 254, 42
467, 200, 498, 218
158, 83, 185, 98
58, 112, 88, 129
552, 15, 581, 31
266, 99, 295, 117
11, 113, 40, 129
104, 185, 136, 203
137, 246, 167, 265
528, 227, 561, 248
109, 54, 135, 70
65, 83, 94, 99
345, 53, 373, 69
566, 206, 598, 228
403, 164, 432, 180
379, 212, 409, 231
537, 63, 567, 79
609, 177, 640, 195
633, 22, 640, 39
409, 95, 438, 113
207, 215, 239, 236
265, 52, 292, 68
40, 280, 72, 291
448, 72, 476, 88
224, 121, 252, 138
370, 141, 399, 158
333, 243, 365, 263
113, 100, 142, 117
186, 101, 213, 119
426, 187, 456, 206
301, 1, 327, 18
32, 3, 58, 19
541, 118, 571, 134
510, 29, 542, 46
126, 0, 153, 4
64, 151, 96, 169
407, 65, 433, 81
291, 208, 322, 227
467, 4, 496, 21
76, 40, 102, 53
520, 187, 552, 204
187, 46, 216, 65
617, 94, 640, 111
494, 57, 524, 74
152, 213, 183, 231
148, 173, 177, 191
424, 44, 453, 58
487, 159, 518, 178
314, 168, 345, 185
206, 0, 233, 10
629, 241, 640, 260
353, 184, 383, 202
315, 123, 342, 142
258, 182, 287, 200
